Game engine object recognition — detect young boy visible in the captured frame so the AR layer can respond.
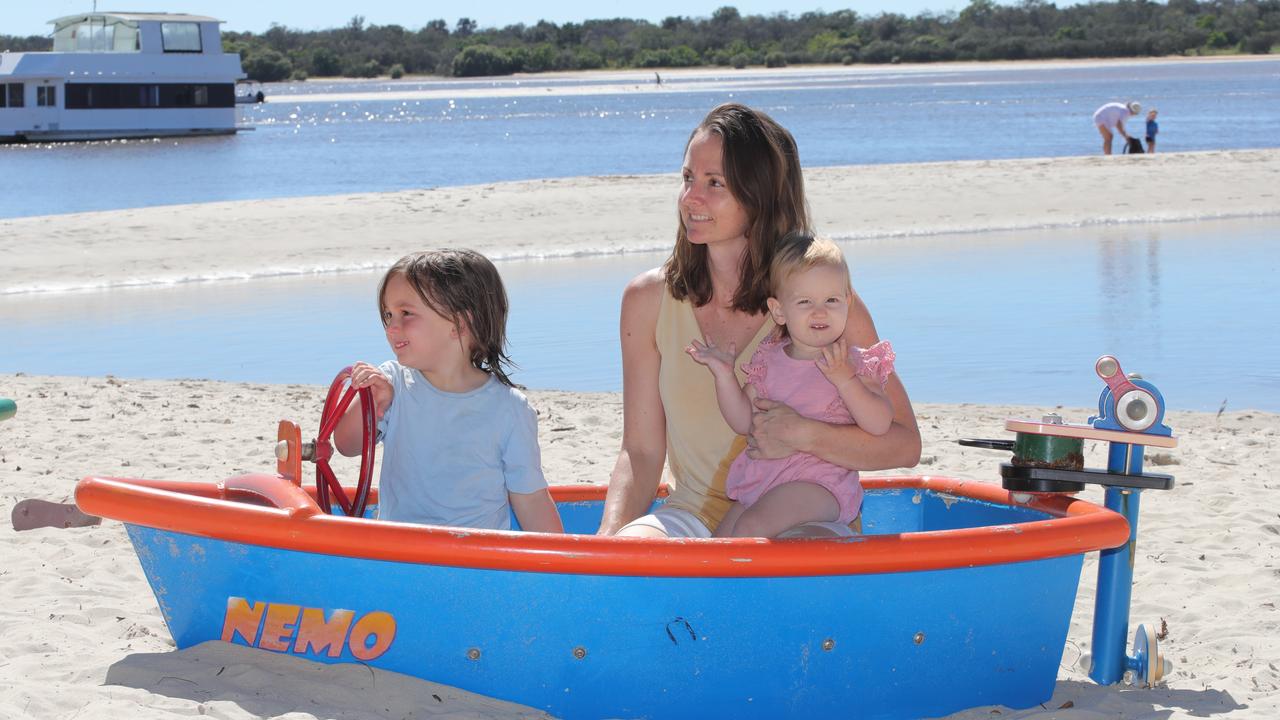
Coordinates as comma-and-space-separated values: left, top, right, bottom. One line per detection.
1145, 109, 1159, 154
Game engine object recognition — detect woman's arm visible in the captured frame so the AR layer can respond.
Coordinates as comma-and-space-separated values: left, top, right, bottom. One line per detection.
510, 489, 564, 533
598, 271, 669, 535
749, 290, 921, 470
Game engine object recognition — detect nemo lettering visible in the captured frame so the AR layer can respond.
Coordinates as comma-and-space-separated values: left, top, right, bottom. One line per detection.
221, 596, 397, 660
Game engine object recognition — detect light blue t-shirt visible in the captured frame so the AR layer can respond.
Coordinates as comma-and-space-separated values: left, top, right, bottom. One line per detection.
375, 360, 547, 530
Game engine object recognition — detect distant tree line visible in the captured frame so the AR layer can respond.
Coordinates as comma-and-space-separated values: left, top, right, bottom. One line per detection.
4, 1, 1277, 81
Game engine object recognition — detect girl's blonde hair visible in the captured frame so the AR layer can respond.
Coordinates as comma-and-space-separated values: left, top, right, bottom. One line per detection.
378, 249, 518, 388
768, 231, 850, 296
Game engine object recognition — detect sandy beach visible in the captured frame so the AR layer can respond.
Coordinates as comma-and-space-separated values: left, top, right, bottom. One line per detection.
2, 148, 1277, 294
3, 150, 1280, 719
3, 374, 1278, 718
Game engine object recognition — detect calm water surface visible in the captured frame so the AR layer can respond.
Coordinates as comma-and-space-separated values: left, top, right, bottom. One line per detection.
4, 217, 1277, 411
2, 59, 1277, 218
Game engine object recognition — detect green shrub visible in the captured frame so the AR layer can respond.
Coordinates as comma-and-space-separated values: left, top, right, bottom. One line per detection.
309, 47, 342, 77
452, 44, 515, 77
573, 48, 604, 70
1245, 33, 1277, 54
243, 49, 292, 82
388, 63, 405, 79
343, 59, 383, 78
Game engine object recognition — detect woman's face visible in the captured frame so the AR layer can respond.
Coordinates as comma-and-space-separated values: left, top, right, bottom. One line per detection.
679, 130, 750, 248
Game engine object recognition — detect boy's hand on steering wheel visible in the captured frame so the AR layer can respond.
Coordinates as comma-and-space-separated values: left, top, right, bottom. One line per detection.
349, 361, 393, 418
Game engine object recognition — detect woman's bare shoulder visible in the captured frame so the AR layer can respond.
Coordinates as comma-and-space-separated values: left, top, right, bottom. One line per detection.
844, 287, 882, 346
620, 268, 667, 332
623, 267, 667, 304
625, 267, 666, 290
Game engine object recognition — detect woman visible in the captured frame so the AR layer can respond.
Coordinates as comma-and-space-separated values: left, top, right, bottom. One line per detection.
598, 103, 921, 539
1093, 100, 1141, 156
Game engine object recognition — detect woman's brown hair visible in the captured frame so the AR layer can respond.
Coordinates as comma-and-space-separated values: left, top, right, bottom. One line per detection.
378, 249, 519, 388
663, 103, 811, 314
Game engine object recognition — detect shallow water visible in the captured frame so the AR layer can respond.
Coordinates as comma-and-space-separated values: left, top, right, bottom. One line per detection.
3, 58, 1278, 219
4, 216, 1276, 411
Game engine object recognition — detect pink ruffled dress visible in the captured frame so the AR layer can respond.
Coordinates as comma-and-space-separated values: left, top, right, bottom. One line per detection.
726, 337, 896, 523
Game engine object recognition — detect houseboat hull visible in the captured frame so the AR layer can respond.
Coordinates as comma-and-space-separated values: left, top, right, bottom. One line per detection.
77, 474, 1128, 720
4, 127, 238, 143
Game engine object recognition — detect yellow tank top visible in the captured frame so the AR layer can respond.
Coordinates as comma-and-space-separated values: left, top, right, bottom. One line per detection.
656, 289, 775, 530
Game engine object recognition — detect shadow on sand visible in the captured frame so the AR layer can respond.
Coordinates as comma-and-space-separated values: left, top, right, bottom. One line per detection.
105, 640, 553, 719
106, 645, 1249, 720
946, 678, 1246, 719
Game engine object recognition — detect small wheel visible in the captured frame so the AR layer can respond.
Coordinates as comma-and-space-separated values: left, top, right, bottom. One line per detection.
312, 367, 376, 517
1130, 622, 1171, 687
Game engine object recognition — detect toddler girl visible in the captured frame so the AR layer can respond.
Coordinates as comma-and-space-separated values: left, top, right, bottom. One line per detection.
687, 232, 895, 538
334, 249, 563, 533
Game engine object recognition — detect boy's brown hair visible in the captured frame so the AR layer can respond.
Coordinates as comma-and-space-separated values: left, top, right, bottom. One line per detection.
378, 249, 518, 387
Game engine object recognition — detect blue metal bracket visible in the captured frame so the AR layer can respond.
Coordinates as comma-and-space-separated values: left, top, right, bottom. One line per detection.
1087, 356, 1172, 686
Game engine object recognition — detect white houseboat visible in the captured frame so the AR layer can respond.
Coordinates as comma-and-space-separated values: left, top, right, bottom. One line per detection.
0, 12, 246, 142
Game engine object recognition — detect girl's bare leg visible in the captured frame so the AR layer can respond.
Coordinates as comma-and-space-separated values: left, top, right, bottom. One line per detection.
726, 482, 840, 538
713, 502, 746, 538
1097, 125, 1114, 155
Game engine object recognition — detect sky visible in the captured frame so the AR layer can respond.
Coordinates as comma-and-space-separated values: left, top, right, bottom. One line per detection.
7, 1, 987, 38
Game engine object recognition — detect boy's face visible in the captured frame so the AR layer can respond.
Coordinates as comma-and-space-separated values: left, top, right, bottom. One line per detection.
1148, 111, 1158, 120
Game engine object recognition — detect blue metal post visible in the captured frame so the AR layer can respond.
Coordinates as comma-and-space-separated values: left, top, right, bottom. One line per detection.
1089, 441, 1144, 684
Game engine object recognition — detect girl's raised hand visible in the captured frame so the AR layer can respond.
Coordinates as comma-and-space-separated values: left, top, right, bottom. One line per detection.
816, 338, 856, 387
685, 338, 738, 376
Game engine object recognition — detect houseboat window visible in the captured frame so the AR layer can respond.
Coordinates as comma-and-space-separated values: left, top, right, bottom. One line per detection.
65, 83, 234, 109
37, 86, 57, 107
5, 83, 23, 108
160, 22, 202, 53
53, 19, 139, 52
113, 24, 140, 52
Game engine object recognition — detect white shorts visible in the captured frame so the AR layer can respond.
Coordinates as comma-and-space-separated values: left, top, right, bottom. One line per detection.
617, 506, 712, 538
776, 520, 857, 538
618, 509, 859, 539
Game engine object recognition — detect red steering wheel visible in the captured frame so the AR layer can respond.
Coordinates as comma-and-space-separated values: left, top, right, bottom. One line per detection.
311, 366, 376, 517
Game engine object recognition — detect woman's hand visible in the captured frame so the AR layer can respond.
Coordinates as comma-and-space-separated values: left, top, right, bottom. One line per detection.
747, 397, 812, 459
